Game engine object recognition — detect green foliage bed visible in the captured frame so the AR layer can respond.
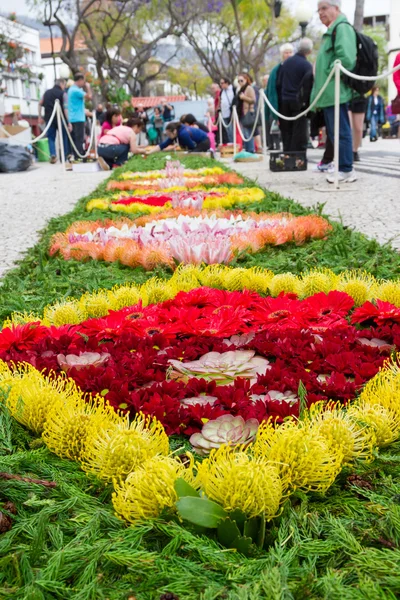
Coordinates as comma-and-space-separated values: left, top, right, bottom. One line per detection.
1, 155, 400, 599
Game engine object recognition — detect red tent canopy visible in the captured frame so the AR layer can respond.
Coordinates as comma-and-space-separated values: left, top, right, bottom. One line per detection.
131, 96, 186, 108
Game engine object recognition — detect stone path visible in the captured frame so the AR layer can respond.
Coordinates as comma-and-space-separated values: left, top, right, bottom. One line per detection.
0, 162, 109, 277
230, 138, 400, 249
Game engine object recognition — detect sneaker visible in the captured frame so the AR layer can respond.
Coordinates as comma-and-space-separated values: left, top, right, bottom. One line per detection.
313, 161, 335, 173
50, 155, 57, 164
353, 151, 360, 162
97, 156, 110, 171
326, 170, 357, 184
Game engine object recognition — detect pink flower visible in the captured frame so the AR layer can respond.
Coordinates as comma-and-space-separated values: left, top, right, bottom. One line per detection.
57, 351, 111, 372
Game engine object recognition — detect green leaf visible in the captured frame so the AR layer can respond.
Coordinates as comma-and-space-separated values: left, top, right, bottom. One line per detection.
217, 517, 242, 547
229, 508, 247, 531
174, 478, 199, 499
244, 517, 259, 543
176, 497, 227, 528
257, 513, 266, 548
233, 535, 254, 556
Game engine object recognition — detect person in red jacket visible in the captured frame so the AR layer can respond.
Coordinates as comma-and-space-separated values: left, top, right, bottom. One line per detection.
394, 52, 400, 95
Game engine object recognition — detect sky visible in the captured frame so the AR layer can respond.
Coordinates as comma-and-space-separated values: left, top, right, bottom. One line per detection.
9, 0, 391, 22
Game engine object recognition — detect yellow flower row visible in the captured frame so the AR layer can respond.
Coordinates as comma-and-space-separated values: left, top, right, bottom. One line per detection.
5, 265, 400, 329
1, 358, 400, 525
85, 187, 265, 214
119, 166, 225, 180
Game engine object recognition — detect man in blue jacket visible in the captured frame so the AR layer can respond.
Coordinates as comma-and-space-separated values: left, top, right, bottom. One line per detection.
279, 37, 314, 152
146, 122, 211, 154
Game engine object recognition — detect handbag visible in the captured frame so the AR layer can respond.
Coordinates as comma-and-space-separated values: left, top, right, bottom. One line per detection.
392, 94, 400, 115
241, 109, 257, 129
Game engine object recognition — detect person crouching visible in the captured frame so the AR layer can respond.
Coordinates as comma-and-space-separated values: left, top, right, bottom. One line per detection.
97, 117, 145, 170
146, 121, 211, 155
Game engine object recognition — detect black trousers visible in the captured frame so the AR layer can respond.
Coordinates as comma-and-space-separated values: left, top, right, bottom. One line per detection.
188, 138, 211, 152
71, 121, 85, 159
280, 100, 308, 152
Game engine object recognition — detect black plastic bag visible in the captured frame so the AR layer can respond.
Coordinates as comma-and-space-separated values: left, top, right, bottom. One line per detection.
0, 143, 32, 173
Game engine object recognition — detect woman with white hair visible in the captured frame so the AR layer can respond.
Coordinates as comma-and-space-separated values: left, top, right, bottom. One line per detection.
264, 42, 294, 149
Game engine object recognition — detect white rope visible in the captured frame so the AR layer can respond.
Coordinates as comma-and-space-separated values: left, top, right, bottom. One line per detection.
234, 98, 263, 142
219, 111, 235, 129
261, 64, 337, 122
58, 102, 97, 159
339, 60, 400, 82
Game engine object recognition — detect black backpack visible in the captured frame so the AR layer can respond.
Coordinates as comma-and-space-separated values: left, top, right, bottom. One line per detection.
332, 22, 378, 95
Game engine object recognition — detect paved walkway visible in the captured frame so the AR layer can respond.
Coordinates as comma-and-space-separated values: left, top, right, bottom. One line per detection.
0, 162, 109, 277
231, 138, 400, 249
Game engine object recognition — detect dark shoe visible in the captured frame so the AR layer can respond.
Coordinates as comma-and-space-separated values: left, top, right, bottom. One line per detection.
353, 151, 360, 162
50, 155, 57, 164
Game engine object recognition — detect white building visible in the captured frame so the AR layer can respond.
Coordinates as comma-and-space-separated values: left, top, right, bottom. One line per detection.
0, 15, 43, 130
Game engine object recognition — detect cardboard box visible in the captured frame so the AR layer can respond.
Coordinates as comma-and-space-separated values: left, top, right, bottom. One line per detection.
0, 124, 32, 145
72, 161, 101, 173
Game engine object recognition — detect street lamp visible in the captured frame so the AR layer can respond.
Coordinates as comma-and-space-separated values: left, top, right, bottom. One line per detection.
296, 0, 313, 37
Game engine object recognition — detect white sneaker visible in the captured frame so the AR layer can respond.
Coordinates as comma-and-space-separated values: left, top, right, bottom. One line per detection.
97, 156, 110, 171
326, 169, 357, 184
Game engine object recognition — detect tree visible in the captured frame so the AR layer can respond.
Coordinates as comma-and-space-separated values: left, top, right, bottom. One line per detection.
30, 0, 186, 99
353, 0, 365, 32
168, 0, 297, 84
167, 62, 212, 99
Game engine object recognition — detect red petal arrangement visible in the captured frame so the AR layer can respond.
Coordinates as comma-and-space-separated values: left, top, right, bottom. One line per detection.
1, 287, 398, 436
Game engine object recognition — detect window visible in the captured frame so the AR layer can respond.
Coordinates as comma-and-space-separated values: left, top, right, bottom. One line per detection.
30, 82, 36, 99
6, 78, 18, 97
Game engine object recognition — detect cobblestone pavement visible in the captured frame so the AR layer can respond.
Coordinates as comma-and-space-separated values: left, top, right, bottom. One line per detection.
0, 162, 109, 277
231, 138, 400, 249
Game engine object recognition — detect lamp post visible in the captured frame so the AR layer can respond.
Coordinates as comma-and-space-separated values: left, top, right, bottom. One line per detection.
296, 0, 313, 37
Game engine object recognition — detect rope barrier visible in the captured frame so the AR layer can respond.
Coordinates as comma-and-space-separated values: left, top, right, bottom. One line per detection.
57, 102, 97, 160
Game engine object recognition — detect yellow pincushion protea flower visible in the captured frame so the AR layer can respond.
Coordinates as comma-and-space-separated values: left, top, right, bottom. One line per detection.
0, 360, 14, 399
140, 279, 177, 305
253, 419, 343, 493
108, 284, 143, 311
298, 269, 338, 298
81, 412, 170, 482
112, 455, 194, 523
3, 312, 44, 328
337, 270, 378, 306
377, 280, 400, 307
196, 445, 283, 519
348, 404, 400, 447
268, 273, 301, 297
86, 198, 110, 211
6, 365, 77, 434
42, 394, 123, 462
358, 360, 400, 415
221, 267, 273, 294
78, 291, 111, 319
197, 265, 230, 288
43, 300, 86, 327
308, 403, 374, 465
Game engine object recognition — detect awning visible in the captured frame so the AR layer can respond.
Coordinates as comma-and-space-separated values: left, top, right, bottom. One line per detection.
131, 96, 186, 108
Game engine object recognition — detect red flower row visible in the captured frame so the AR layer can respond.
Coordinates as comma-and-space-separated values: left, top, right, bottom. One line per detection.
1, 289, 399, 435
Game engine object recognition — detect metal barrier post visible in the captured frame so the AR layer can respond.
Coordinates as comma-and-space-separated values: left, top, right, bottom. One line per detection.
260, 97, 268, 160
333, 60, 341, 190
55, 100, 66, 172
233, 107, 237, 157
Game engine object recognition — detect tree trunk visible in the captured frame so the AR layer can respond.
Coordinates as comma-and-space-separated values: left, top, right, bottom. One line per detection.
354, 0, 365, 31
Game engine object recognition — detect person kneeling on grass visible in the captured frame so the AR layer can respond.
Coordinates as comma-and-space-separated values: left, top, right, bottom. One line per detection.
146, 121, 211, 155
97, 117, 145, 170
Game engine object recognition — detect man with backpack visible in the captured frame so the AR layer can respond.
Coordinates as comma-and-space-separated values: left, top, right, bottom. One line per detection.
312, 0, 358, 183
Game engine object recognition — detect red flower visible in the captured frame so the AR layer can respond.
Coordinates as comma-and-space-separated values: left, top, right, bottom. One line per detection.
351, 300, 400, 326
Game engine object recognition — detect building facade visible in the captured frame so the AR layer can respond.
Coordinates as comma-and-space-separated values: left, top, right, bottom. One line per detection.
0, 15, 43, 130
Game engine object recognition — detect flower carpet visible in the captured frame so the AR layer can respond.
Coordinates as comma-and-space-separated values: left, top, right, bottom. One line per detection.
2, 155, 400, 600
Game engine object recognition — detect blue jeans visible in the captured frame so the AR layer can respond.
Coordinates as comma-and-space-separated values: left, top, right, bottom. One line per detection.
98, 144, 129, 167
46, 122, 70, 158
240, 121, 255, 153
370, 115, 378, 139
323, 103, 353, 173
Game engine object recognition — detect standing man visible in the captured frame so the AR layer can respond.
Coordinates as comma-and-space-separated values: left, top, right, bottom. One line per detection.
67, 73, 92, 159
279, 37, 314, 152
219, 77, 234, 143
264, 43, 294, 150
160, 98, 174, 123
39, 78, 70, 164
311, 0, 357, 183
